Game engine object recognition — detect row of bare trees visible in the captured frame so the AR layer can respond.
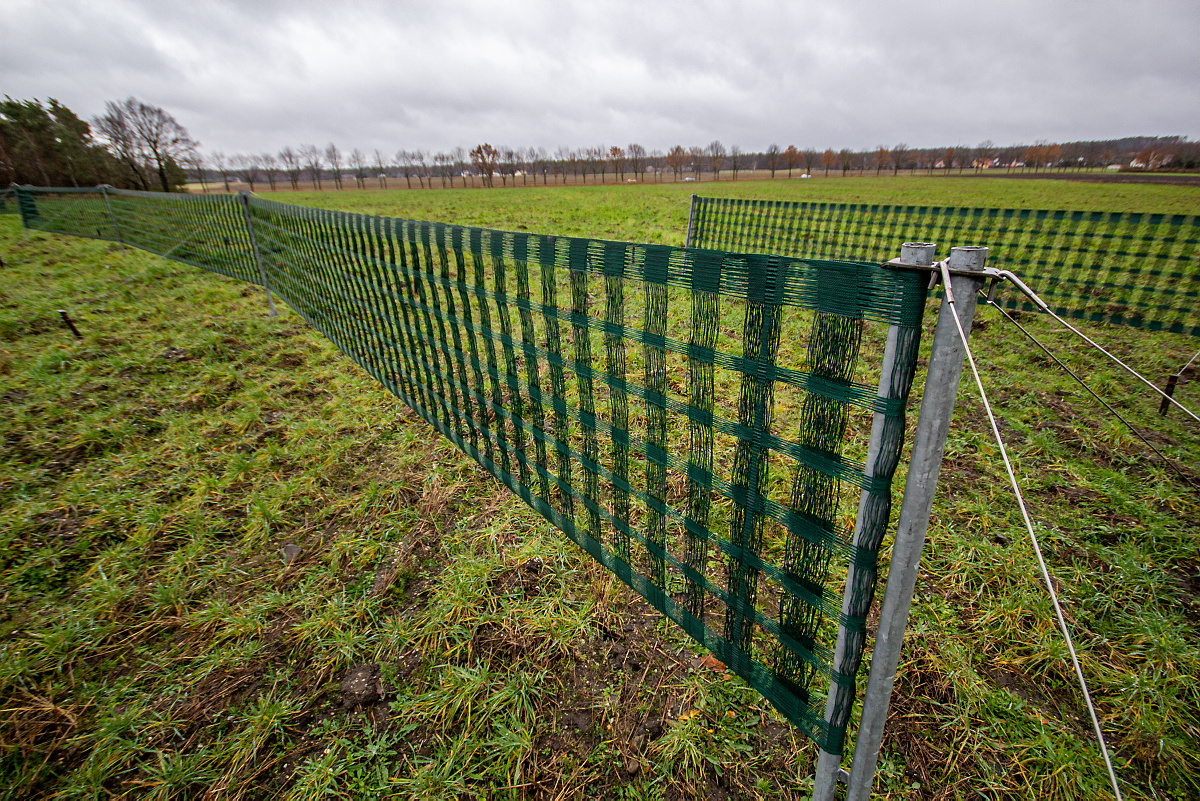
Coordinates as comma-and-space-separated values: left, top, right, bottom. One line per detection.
190, 135, 1200, 192
193, 140, 744, 191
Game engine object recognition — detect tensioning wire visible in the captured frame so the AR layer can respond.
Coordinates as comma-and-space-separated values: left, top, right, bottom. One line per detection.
940, 261, 1124, 801
998, 270, 1199, 424
1179, 348, 1200, 376
984, 297, 1197, 490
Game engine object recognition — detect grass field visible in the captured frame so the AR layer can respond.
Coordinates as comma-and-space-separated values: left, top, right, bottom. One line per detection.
270, 175, 1200, 247
1, 177, 1198, 799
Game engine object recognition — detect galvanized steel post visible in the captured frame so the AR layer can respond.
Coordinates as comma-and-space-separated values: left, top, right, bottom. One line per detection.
238, 191, 277, 318
98, 185, 126, 252
685, 193, 699, 248
811, 241, 938, 800
844, 246, 989, 801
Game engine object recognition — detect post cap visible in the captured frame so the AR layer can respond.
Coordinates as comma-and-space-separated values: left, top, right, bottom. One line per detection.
948, 246, 988, 272
900, 242, 936, 267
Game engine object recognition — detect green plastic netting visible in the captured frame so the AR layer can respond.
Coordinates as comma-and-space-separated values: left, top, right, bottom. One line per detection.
0, 188, 18, 215
13, 186, 258, 281
13, 186, 930, 755
689, 195, 1200, 337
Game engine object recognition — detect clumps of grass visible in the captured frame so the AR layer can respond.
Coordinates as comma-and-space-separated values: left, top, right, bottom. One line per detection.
2, 196, 1198, 800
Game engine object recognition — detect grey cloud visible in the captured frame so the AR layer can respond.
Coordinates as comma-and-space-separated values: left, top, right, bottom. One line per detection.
3, 0, 1197, 156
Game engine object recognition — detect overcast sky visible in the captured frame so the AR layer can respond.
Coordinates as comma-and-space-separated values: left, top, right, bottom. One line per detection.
4, 0, 1198, 157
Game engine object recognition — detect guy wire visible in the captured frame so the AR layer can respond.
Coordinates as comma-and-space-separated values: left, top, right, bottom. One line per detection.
940, 262, 1123, 801
984, 298, 1197, 490
1179, 347, 1200, 376
997, 270, 1199, 424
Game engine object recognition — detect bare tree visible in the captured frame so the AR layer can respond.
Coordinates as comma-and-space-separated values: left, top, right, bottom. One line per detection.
975, 140, 996, 172
434, 152, 452, 187
521, 147, 534, 186
415, 151, 429, 187
765, 143, 781, 178
578, 147, 592, 184
495, 147, 513, 186
452, 147, 467, 187
575, 149, 588, 184
512, 147, 527, 185
279, 146, 301, 190
211, 151, 231, 191
523, 147, 536, 185
530, 147, 546, 184
93, 97, 197, 192
590, 146, 606, 183
627, 143, 646, 180
938, 146, 954, 174
584, 147, 597, 183
802, 148, 818, 176
707, 140, 726, 181
666, 145, 687, 181
688, 146, 704, 180
92, 101, 151, 189
372, 149, 388, 189
260, 153, 278, 190
324, 144, 344, 189
232, 153, 261, 191
890, 143, 908, 175
185, 151, 208, 193
953, 145, 973, 174
470, 143, 499, 187
839, 148, 854, 176
870, 145, 886, 176
299, 144, 322, 189
730, 145, 742, 180
395, 150, 415, 188
349, 148, 367, 189
609, 145, 626, 181
527, 147, 542, 185
552, 147, 569, 184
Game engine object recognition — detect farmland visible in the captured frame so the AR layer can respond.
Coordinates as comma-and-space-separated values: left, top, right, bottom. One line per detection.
271, 175, 1200, 246
1, 177, 1198, 799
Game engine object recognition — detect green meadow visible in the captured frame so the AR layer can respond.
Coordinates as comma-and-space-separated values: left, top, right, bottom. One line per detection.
1, 176, 1198, 799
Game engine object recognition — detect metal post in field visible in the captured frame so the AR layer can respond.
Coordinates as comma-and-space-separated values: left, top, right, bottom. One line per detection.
811, 241, 938, 800
843, 246, 989, 801
16, 184, 30, 238
98, 184, 126, 252
238, 191, 277, 318
685, 193, 698, 248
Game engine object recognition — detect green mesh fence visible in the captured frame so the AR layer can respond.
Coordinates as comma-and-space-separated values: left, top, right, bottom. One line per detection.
689, 195, 1200, 337
13, 186, 931, 755
14, 186, 258, 282
0, 188, 18, 215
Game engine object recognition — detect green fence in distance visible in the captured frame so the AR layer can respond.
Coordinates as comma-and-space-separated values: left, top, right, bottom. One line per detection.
14, 186, 930, 756
14, 186, 258, 283
689, 195, 1200, 337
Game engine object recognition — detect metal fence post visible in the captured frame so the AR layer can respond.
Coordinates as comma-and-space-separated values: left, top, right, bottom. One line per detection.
98, 185, 126, 252
843, 246, 989, 801
685, 193, 698, 248
15, 184, 30, 238
238, 191, 277, 318
811, 242, 937, 800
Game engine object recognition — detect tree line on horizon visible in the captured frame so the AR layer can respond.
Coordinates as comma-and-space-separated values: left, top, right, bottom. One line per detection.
196, 136, 1200, 193
3, 96, 1198, 193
